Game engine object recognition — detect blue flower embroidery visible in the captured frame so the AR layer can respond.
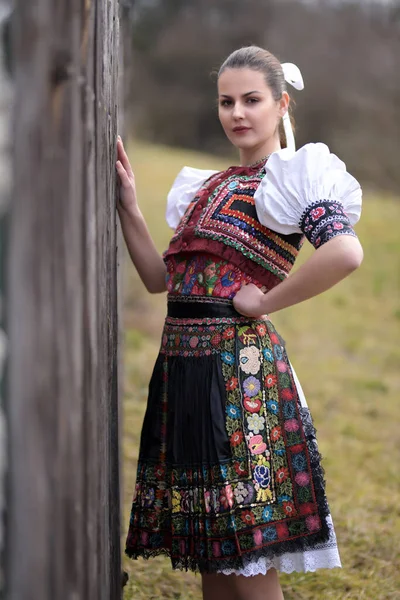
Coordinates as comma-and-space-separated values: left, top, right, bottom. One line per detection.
221, 351, 235, 365
274, 345, 283, 360
278, 494, 291, 505
266, 400, 279, 415
292, 453, 307, 472
254, 464, 270, 488
262, 506, 273, 522
221, 271, 235, 287
263, 526, 278, 541
221, 539, 236, 555
226, 404, 240, 419
274, 447, 286, 457
220, 464, 228, 480
262, 349, 274, 362
283, 402, 296, 419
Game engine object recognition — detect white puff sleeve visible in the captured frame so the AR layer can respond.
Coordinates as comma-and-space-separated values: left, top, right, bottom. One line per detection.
254, 143, 362, 249
166, 166, 219, 230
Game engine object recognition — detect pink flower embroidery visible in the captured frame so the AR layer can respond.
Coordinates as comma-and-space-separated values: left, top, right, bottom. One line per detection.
284, 419, 300, 432
276, 360, 287, 373
333, 221, 344, 230
306, 515, 321, 532
220, 484, 234, 509
253, 529, 263, 546
310, 207, 325, 221
295, 472, 310, 486
248, 434, 267, 455
189, 336, 199, 348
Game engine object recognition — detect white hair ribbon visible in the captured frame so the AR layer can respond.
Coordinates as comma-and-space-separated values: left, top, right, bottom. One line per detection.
281, 62, 304, 152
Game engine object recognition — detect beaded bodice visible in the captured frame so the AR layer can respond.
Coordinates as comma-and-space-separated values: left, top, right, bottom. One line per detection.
163, 164, 305, 292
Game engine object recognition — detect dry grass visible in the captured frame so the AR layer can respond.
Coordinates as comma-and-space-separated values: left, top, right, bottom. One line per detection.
121, 140, 400, 600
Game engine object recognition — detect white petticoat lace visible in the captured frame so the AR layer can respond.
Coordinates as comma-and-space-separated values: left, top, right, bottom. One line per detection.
219, 515, 341, 576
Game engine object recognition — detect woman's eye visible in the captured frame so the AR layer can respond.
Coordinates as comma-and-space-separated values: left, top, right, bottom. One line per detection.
220, 100, 232, 107
246, 98, 259, 104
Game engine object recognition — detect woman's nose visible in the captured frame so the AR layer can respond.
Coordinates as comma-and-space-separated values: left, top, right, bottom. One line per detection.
232, 103, 244, 120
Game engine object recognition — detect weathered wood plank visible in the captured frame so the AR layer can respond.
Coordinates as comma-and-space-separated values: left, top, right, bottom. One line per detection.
6, 1, 121, 598
0, 1, 12, 592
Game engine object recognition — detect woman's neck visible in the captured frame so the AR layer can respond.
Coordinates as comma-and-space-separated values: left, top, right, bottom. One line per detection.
239, 141, 282, 167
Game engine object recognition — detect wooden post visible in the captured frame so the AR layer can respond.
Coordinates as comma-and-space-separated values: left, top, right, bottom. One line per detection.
0, 1, 12, 592
6, 1, 121, 598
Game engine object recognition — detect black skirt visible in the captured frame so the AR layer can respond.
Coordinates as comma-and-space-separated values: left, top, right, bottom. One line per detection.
125, 295, 331, 573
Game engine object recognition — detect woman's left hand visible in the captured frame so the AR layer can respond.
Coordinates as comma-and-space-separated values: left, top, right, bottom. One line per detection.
233, 283, 266, 318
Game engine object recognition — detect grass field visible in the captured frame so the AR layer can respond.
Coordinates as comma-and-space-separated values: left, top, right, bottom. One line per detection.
121, 141, 400, 600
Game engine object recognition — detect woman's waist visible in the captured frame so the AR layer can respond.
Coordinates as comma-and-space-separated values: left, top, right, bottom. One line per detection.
166, 293, 271, 323
167, 294, 243, 319
163, 295, 282, 357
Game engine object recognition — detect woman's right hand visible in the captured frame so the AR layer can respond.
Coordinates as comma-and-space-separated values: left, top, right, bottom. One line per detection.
116, 136, 139, 216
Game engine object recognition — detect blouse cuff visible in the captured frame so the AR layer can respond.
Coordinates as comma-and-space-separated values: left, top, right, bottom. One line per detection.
299, 200, 358, 249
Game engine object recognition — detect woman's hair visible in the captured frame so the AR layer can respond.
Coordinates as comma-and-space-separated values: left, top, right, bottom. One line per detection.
217, 46, 295, 148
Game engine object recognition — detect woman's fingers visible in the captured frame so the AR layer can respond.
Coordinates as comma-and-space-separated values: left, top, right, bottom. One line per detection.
116, 160, 132, 188
117, 137, 134, 178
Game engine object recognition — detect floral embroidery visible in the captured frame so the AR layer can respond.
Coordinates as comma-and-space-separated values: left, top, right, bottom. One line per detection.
234, 482, 249, 503
221, 351, 235, 365
226, 404, 241, 418
220, 484, 234, 509
226, 377, 238, 391
244, 396, 262, 413
126, 312, 329, 572
310, 206, 325, 221
241, 510, 256, 526
248, 434, 267, 455
247, 413, 266, 434
270, 426, 282, 441
166, 253, 263, 299
239, 345, 261, 375
265, 374, 278, 388
262, 348, 274, 362
230, 430, 244, 446
243, 376, 261, 397
299, 199, 357, 249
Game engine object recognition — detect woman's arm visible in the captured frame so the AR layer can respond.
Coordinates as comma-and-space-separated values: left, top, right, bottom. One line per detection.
233, 235, 364, 317
116, 137, 167, 294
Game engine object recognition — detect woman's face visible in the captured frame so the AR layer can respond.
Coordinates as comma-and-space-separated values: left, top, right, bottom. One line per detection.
217, 68, 288, 152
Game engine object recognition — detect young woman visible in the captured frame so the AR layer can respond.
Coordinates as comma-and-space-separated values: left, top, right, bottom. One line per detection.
117, 46, 363, 600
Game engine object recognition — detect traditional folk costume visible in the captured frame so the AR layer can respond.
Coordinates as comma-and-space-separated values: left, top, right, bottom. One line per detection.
125, 142, 362, 576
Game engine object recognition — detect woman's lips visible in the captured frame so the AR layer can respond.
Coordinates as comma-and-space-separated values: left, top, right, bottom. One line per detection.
232, 126, 251, 134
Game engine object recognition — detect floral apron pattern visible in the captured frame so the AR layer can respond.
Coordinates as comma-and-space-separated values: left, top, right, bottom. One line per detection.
125, 309, 330, 572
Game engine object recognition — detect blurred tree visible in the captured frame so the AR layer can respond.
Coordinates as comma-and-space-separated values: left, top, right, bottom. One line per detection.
126, 0, 400, 192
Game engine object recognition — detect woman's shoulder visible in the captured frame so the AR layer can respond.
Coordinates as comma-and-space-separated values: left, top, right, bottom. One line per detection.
254, 142, 362, 239
166, 166, 220, 230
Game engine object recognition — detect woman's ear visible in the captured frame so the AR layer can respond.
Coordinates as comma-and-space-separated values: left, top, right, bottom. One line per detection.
279, 92, 290, 118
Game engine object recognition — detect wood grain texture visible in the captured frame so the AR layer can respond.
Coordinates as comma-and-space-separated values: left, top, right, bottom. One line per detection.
7, 1, 121, 598
0, 1, 12, 592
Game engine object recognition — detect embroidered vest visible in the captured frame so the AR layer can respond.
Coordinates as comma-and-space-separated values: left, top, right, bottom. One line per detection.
163, 165, 305, 291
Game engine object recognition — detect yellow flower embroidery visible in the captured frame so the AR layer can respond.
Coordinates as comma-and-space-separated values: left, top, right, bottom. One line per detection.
256, 488, 273, 502
172, 490, 181, 513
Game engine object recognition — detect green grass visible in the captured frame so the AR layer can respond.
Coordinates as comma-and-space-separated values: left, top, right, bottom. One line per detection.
122, 140, 400, 600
